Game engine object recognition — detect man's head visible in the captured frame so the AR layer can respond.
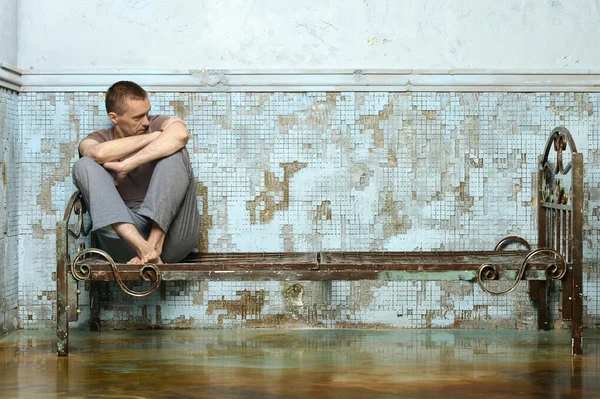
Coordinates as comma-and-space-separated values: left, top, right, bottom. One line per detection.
106, 81, 151, 138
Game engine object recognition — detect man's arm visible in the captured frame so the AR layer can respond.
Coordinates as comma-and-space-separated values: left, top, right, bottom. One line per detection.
103, 118, 190, 185
79, 131, 161, 164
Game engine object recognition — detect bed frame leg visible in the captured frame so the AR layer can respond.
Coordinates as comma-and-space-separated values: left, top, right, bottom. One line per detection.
529, 280, 549, 331
56, 221, 69, 356
90, 281, 101, 332
571, 270, 583, 356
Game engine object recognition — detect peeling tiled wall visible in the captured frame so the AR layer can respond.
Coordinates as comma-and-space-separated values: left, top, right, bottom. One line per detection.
0, 87, 18, 334
14, 92, 600, 330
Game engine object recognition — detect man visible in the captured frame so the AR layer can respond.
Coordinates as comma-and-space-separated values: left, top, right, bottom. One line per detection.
72, 81, 200, 264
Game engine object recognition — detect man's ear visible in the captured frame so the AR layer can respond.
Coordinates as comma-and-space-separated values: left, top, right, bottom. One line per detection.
108, 112, 118, 124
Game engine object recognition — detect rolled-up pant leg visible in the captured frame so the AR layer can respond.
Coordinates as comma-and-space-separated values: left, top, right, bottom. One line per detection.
137, 148, 200, 263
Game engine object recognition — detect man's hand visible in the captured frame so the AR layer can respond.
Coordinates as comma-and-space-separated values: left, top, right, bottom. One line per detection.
103, 161, 134, 186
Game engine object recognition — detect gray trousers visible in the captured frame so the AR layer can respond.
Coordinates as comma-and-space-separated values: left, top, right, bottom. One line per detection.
72, 149, 200, 263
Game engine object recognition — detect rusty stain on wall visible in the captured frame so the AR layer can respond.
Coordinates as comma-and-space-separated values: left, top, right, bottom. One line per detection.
283, 283, 304, 306
213, 115, 232, 129
243, 314, 323, 328
458, 93, 480, 107
283, 283, 305, 319
278, 115, 300, 135
281, 224, 294, 251
575, 93, 594, 116
423, 110, 437, 120
350, 163, 372, 191
32, 223, 51, 239
347, 281, 386, 307
358, 102, 394, 148
169, 315, 196, 329
37, 143, 76, 213
380, 147, 398, 168
70, 112, 81, 136
508, 181, 522, 202
456, 182, 475, 212
196, 181, 213, 252
193, 281, 210, 305
247, 161, 307, 224
307, 98, 333, 126
170, 101, 189, 119
378, 190, 412, 237
206, 290, 266, 325
314, 200, 332, 221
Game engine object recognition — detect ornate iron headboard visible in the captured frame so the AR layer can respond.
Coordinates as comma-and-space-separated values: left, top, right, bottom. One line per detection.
538, 126, 584, 355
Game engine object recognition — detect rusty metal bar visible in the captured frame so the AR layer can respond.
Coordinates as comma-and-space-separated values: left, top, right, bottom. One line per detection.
567, 210, 572, 263
477, 248, 566, 296
562, 210, 567, 259
538, 166, 547, 249
535, 161, 550, 333
571, 152, 584, 356
548, 208, 553, 255
72, 248, 162, 297
555, 208, 561, 255
56, 220, 69, 356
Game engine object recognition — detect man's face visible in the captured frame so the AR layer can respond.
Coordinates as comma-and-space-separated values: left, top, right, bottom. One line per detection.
110, 97, 151, 138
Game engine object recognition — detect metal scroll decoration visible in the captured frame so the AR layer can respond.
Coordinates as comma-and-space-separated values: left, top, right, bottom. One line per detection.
546, 128, 575, 175
477, 248, 567, 296
541, 127, 577, 204
71, 248, 162, 297
494, 236, 531, 251
64, 191, 92, 239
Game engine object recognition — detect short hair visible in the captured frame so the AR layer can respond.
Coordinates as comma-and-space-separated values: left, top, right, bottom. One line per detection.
105, 81, 148, 115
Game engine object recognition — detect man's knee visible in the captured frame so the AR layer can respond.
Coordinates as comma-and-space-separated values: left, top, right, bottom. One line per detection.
155, 149, 192, 176
162, 149, 189, 164
72, 156, 98, 180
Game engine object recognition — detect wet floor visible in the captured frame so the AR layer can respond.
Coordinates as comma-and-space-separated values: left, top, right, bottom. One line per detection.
0, 328, 599, 399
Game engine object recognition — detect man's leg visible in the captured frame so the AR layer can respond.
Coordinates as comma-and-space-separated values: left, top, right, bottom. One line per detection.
72, 157, 134, 230
72, 157, 158, 263
137, 149, 200, 263
93, 218, 154, 263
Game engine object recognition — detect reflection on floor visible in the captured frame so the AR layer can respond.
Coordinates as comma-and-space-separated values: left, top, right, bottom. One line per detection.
1, 328, 598, 398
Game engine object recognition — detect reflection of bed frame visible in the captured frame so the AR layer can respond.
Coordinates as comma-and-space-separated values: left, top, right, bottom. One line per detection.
56, 127, 583, 356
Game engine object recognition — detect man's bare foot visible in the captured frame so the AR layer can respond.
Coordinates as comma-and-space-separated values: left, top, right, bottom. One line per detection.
147, 222, 166, 260
127, 248, 163, 265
